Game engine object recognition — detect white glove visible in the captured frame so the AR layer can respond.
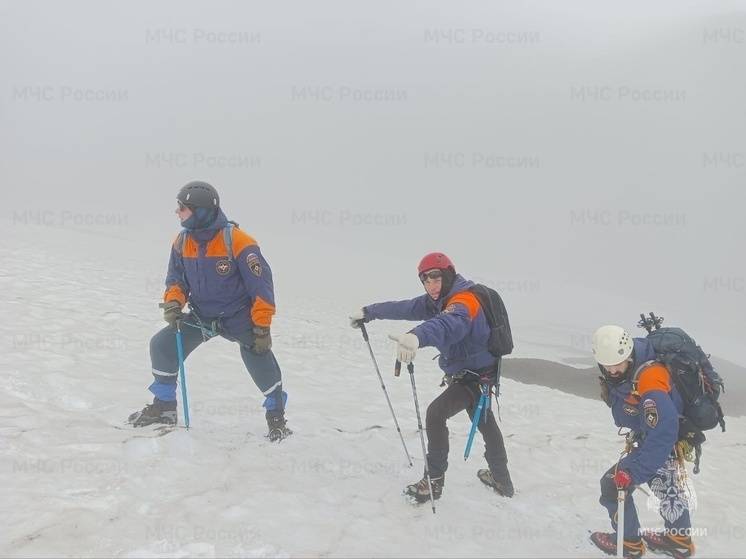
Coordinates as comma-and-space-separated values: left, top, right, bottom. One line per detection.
349, 308, 366, 329
388, 333, 419, 364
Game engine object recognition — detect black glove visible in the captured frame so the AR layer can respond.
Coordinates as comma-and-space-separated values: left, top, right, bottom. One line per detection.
161, 300, 183, 327
251, 326, 272, 354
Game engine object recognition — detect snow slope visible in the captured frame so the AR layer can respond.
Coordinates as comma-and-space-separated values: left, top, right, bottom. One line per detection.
1, 219, 744, 558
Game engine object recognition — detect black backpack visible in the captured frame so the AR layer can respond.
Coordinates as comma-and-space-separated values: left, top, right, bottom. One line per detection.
468, 284, 514, 358
634, 314, 725, 434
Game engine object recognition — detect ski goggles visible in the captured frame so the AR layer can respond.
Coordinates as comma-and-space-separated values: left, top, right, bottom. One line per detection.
419, 269, 443, 282
177, 200, 192, 211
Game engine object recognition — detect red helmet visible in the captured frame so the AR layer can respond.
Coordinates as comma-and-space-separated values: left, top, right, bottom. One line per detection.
417, 252, 455, 275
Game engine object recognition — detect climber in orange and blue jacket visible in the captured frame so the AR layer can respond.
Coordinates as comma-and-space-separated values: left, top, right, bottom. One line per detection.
128, 181, 291, 441
349, 253, 514, 504
589, 325, 695, 558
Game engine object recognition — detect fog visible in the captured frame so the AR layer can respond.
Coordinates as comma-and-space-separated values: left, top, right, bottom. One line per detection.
2, 1, 744, 363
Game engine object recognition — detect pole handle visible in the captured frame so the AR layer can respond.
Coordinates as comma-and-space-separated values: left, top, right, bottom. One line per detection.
394, 360, 401, 377
159, 302, 184, 331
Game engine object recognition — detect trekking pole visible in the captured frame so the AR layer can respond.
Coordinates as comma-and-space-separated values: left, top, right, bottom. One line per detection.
407, 361, 436, 514
175, 319, 191, 429
464, 384, 488, 460
358, 324, 413, 466
616, 483, 625, 558
159, 303, 191, 428
614, 449, 629, 559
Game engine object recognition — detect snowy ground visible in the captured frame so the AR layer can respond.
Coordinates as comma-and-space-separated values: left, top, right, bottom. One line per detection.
1, 219, 744, 558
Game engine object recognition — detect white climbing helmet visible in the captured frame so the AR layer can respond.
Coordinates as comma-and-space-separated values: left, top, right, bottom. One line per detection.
592, 325, 634, 366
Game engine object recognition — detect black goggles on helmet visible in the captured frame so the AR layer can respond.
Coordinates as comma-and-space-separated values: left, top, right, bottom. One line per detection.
419, 269, 443, 282
177, 200, 192, 211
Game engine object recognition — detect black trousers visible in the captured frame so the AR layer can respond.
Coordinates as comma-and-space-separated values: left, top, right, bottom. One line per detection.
425, 381, 508, 478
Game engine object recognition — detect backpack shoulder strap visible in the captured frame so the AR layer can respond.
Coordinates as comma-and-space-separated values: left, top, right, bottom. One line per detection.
171, 230, 190, 289
223, 223, 235, 261
174, 229, 189, 256
467, 284, 497, 324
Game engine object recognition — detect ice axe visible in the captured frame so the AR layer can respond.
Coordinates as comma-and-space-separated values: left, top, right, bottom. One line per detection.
159, 303, 191, 428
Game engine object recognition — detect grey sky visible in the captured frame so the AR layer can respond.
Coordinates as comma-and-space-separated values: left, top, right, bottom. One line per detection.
2, 1, 744, 362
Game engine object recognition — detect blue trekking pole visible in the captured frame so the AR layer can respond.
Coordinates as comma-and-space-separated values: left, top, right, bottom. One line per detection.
175, 319, 191, 429
464, 384, 488, 460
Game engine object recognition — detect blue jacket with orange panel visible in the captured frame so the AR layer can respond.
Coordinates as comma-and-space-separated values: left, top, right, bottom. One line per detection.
364, 274, 495, 375
163, 209, 276, 330
606, 338, 684, 485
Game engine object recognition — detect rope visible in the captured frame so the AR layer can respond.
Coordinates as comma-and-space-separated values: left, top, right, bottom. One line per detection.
180, 315, 219, 341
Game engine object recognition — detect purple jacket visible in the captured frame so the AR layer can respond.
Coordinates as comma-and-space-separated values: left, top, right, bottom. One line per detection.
364, 275, 496, 375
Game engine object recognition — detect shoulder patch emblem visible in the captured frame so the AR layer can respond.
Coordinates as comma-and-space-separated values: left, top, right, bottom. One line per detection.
442, 304, 457, 314
246, 252, 262, 276
215, 259, 232, 276
643, 398, 659, 428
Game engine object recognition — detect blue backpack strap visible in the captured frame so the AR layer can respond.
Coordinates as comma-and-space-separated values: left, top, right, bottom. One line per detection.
171, 229, 190, 292
223, 223, 235, 261
174, 228, 189, 255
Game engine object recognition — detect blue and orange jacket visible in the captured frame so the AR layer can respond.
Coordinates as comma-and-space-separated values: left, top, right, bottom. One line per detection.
364, 274, 495, 375
606, 338, 684, 484
163, 209, 275, 328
